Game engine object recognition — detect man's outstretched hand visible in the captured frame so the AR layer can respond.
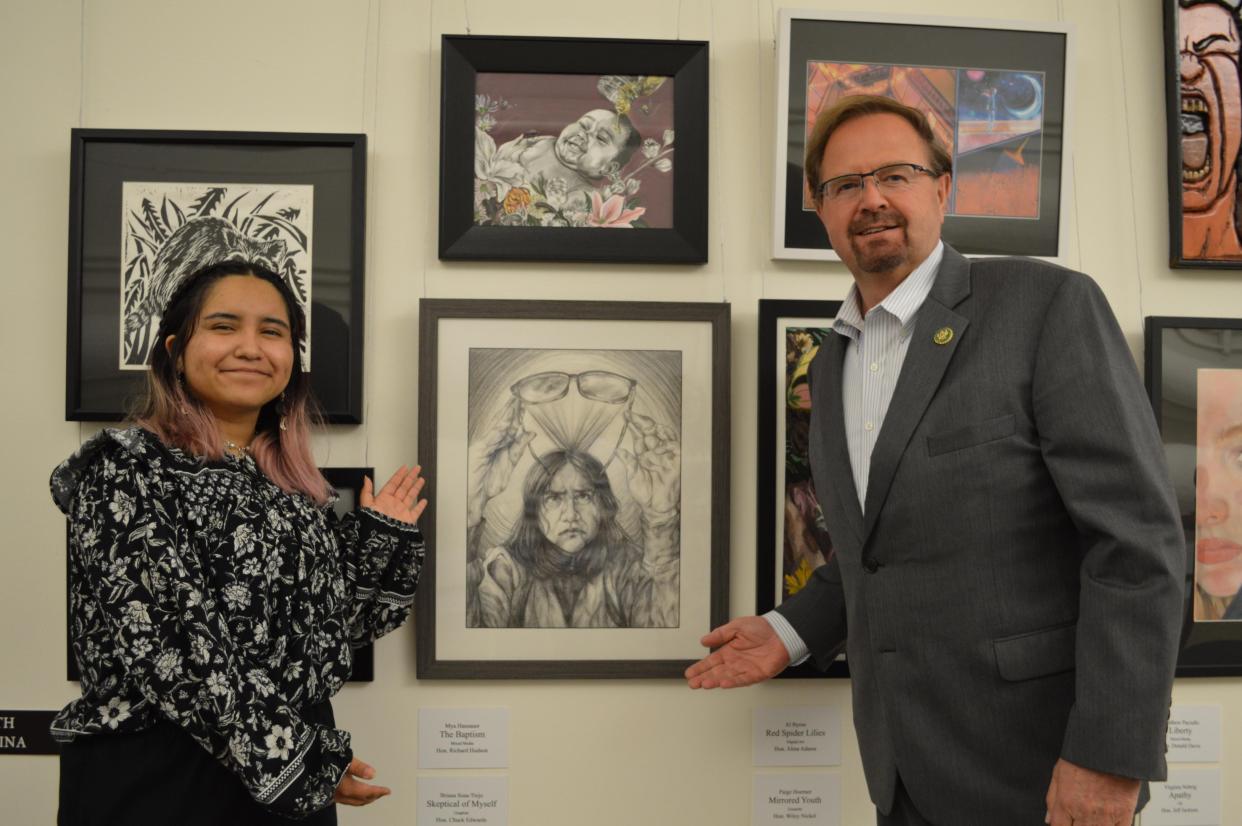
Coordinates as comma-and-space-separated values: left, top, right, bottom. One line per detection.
685, 616, 790, 689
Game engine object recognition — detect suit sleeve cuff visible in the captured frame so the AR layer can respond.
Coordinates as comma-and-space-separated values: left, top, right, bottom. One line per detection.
763, 611, 811, 666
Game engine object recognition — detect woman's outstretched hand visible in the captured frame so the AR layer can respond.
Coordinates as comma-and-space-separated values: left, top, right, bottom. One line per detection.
335, 756, 391, 806
361, 465, 427, 525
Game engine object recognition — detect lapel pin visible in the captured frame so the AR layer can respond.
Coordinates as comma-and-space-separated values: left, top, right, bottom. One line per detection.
933, 327, 954, 345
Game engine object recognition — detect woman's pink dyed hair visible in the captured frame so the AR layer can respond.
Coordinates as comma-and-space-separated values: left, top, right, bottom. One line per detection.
133, 260, 331, 505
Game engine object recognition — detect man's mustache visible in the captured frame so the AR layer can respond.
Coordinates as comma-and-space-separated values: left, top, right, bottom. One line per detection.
850, 210, 906, 236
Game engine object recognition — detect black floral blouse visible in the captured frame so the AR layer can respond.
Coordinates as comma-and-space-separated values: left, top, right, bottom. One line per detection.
49, 427, 424, 818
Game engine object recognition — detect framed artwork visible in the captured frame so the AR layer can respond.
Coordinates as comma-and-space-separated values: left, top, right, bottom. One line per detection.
65, 129, 366, 422
1163, 1, 1242, 267
755, 299, 848, 679
438, 35, 708, 263
68, 466, 379, 682
773, 10, 1072, 261
416, 298, 730, 678
1145, 316, 1242, 676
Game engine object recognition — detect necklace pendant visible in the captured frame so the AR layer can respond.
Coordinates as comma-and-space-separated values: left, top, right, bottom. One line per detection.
224, 440, 251, 458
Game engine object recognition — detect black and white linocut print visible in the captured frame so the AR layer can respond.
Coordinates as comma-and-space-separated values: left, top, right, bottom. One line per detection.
118, 182, 314, 371
464, 347, 683, 629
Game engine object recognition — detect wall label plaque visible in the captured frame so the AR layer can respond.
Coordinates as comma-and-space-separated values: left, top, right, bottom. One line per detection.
0, 710, 58, 755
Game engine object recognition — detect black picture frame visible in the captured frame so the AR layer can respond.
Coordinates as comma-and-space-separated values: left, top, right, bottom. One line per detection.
756, 299, 848, 679
1145, 316, 1242, 676
773, 10, 1071, 261
65, 129, 366, 422
416, 298, 730, 678
68, 466, 378, 683
1163, 1, 1242, 268
438, 35, 708, 263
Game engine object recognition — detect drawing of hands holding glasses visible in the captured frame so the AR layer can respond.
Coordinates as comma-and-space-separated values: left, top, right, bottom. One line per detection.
467, 369, 682, 528
616, 411, 682, 524
465, 397, 535, 528
465, 367, 682, 628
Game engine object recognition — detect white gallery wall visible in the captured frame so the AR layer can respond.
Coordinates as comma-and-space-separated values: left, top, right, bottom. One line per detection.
2, 0, 1239, 823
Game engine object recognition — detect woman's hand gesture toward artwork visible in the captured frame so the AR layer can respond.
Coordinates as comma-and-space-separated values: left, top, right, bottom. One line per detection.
361, 465, 427, 526
618, 411, 681, 520
466, 398, 535, 526
334, 756, 391, 806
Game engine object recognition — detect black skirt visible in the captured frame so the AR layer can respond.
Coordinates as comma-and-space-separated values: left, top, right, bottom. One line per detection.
57, 701, 338, 825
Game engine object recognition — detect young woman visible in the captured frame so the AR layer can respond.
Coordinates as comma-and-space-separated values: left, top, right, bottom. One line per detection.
51, 261, 426, 824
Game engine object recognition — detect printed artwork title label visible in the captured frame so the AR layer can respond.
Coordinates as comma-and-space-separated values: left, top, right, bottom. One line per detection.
417, 776, 507, 826
753, 706, 841, 767
419, 708, 509, 769
1165, 705, 1222, 763
752, 773, 841, 825
1145, 769, 1221, 826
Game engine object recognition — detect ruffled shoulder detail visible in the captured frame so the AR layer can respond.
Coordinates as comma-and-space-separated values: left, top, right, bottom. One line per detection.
49, 427, 178, 514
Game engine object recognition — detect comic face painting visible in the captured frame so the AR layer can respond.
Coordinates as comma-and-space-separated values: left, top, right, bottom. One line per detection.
1177, 0, 1242, 261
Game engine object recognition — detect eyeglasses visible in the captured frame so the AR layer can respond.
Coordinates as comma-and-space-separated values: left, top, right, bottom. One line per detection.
511, 370, 637, 471
815, 163, 939, 202
510, 371, 636, 405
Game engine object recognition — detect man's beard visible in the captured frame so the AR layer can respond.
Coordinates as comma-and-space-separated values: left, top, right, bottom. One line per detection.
848, 210, 907, 273
855, 247, 906, 273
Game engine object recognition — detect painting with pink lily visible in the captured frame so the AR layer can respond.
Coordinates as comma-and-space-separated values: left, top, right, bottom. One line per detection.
473, 72, 675, 229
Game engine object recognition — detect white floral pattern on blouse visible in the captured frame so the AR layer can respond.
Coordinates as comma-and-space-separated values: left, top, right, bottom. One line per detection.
50, 428, 424, 818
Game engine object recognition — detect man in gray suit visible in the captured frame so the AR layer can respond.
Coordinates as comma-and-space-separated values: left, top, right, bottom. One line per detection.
686, 96, 1184, 826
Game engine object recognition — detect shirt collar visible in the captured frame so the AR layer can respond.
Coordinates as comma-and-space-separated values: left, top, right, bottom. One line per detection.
832, 240, 944, 341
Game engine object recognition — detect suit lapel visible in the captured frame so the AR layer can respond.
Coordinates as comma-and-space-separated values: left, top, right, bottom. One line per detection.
816, 330, 865, 545
861, 247, 972, 544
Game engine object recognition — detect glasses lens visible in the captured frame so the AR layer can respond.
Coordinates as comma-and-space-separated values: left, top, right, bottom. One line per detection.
512, 372, 571, 403
825, 176, 862, 200
576, 371, 634, 403
875, 164, 916, 188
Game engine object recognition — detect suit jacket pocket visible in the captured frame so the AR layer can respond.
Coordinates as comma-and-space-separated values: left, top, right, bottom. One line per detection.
993, 621, 1076, 681
926, 413, 1016, 457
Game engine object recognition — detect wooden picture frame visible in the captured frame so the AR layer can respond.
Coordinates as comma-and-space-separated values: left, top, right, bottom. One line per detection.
416, 298, 729, 678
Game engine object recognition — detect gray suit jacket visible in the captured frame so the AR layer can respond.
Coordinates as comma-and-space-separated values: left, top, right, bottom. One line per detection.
775, 246, 1184, 824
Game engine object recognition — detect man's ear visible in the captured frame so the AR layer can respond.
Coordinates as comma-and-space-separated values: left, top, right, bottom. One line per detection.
936, 173, 952, 218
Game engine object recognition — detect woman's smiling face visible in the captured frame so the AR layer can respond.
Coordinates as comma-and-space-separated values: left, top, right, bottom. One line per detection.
168, 274, 294, 422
